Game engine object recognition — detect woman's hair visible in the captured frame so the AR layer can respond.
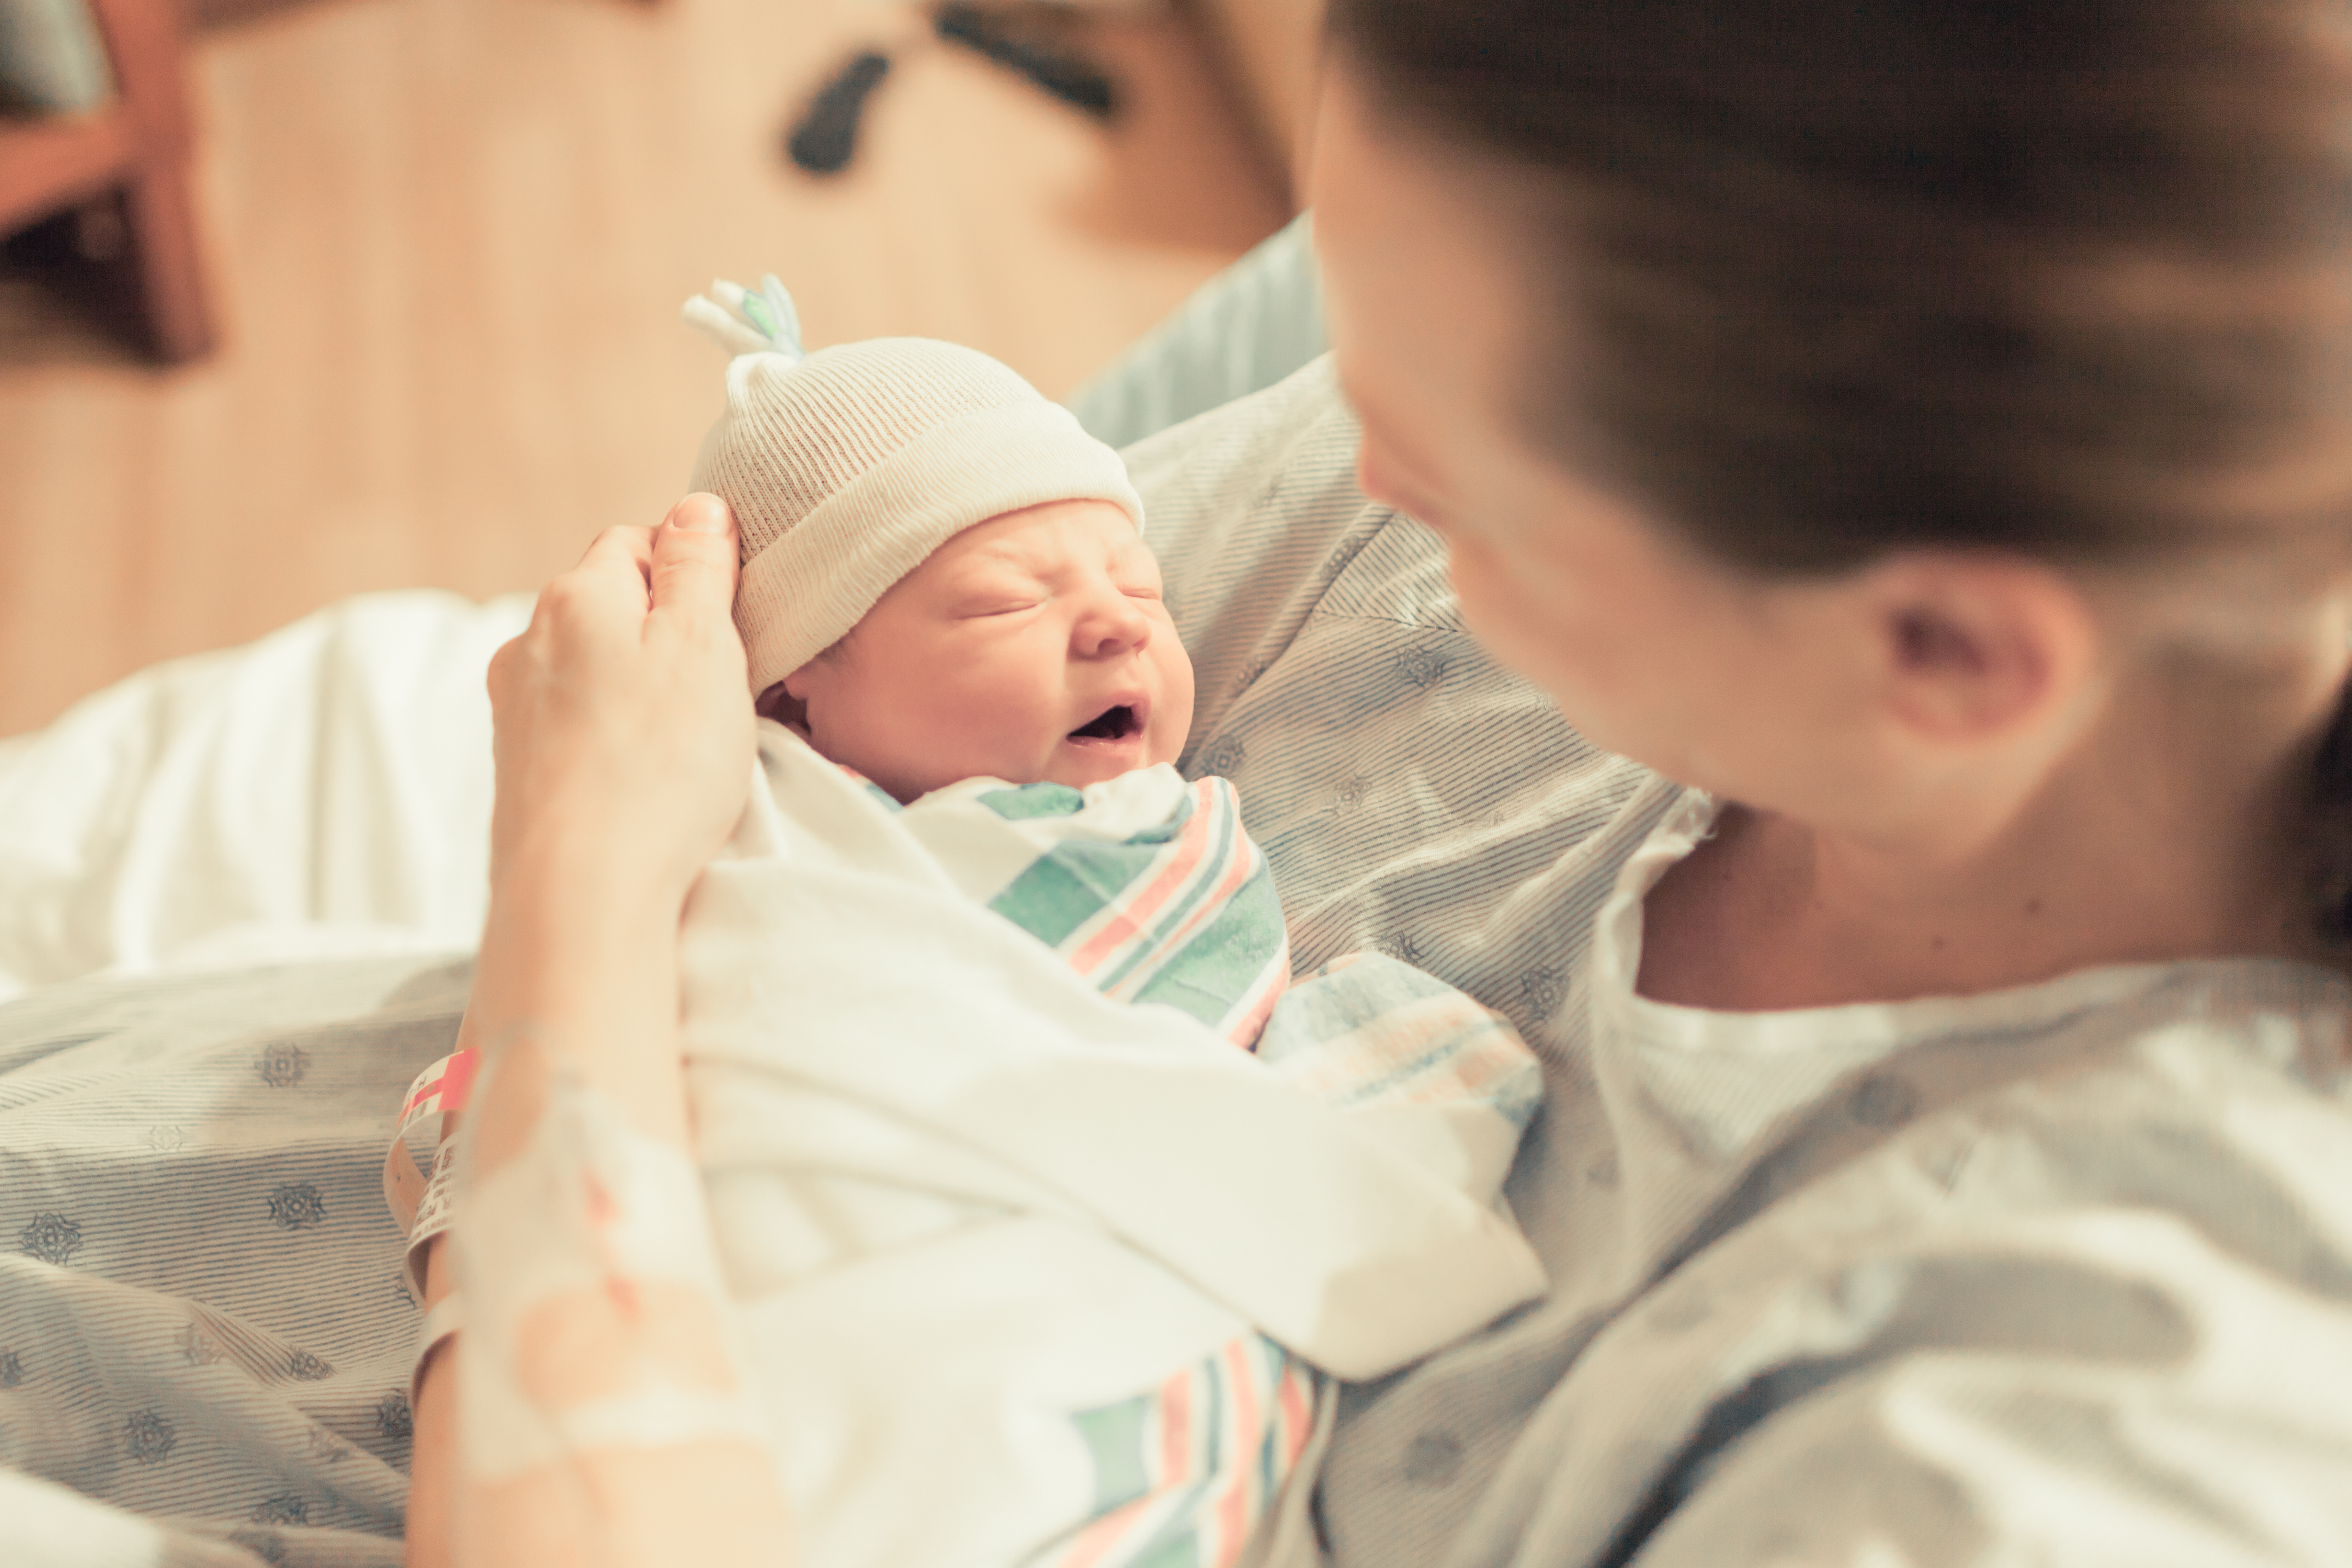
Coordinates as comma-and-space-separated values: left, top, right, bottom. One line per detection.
1328, 0, 2352, 938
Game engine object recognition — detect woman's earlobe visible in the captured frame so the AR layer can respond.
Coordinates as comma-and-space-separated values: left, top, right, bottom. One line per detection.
1872, 558, 2096, 743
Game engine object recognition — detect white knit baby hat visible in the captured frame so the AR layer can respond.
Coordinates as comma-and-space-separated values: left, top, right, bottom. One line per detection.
683, 276, 1146, 697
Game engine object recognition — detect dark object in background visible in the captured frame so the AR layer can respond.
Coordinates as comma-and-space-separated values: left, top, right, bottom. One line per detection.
787, 50, 893, 176
0, 0, 215, 361
932, 4, 1118, 119
784, 5, 1119, 180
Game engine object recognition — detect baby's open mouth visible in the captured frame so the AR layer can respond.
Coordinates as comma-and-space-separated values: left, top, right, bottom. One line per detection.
1068, 705, 1139, 742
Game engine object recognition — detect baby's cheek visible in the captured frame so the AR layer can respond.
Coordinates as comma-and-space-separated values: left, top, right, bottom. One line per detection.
1148, 717, 1187, 769
951, 703, 1048, 783
1157, 653, 1198, 764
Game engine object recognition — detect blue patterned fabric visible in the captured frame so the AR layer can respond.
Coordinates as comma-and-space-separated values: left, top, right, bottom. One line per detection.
0, 956, 469, 1565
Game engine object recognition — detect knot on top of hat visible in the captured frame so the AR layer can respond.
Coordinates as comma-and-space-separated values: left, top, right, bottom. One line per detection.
682, 274, 806, 362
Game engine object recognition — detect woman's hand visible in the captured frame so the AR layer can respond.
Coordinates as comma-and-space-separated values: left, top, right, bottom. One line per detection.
485, 493, 754, 915
405, 496, 793, 1568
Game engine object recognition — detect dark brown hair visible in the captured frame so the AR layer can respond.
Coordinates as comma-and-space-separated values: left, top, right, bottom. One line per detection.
1328, 0, 2352, 937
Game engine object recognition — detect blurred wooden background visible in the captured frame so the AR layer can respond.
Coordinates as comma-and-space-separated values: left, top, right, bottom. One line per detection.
0, 0, 1289, 736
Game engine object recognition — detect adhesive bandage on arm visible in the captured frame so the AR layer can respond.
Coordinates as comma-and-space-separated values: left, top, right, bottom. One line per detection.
452, 1057, 769, 1487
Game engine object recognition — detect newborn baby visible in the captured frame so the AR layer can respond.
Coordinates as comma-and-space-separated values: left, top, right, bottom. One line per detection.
687, 276, 1191, 805
396, 280, 1547, 1568
684, 275, 1296, 1049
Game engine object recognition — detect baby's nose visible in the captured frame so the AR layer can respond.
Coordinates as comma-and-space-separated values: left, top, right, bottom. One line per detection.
1076, 589, 1150, 656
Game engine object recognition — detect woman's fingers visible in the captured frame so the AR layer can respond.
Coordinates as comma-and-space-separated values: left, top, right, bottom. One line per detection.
648, 495, 741, 631
579, 521, 659, 574
555, 525, 660, 625
523, 504, 731, 664
481, 495, 751, 910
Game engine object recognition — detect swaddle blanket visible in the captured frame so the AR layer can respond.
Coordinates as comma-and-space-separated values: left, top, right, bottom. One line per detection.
654, 722, 1547, 1568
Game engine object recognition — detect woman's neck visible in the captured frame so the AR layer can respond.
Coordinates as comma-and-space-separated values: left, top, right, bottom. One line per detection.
1640, 644, 2352, 1013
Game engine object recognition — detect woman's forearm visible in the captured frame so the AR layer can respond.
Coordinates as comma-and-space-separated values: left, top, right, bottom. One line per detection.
398, 503, 775, 1567
402, 1245, 460, 1568
464, 844, 693, 1164
408, 849, 793, 1568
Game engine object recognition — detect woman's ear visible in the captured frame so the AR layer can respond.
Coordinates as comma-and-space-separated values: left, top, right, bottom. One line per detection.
1862, 553, 2100, 745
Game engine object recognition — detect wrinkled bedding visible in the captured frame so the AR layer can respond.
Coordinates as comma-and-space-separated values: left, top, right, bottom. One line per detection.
0, 954, 470, 1567
0, 586, 524, 1563
0, 591, 527, 1008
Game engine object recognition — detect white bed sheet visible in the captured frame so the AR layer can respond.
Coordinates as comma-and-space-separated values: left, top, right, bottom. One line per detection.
0, 592, 529, 1006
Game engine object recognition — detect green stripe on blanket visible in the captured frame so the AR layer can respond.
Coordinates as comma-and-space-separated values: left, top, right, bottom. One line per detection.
967, 778, 1283, 1041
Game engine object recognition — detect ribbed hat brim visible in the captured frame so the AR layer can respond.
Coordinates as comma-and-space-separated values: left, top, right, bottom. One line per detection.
731, 398, 1146, 695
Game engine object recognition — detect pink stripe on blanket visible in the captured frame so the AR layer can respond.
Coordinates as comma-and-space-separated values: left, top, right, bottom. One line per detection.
1106, 793, 1262, 1002
1067, 781, 1221, 976
1212, 1338, 1259, 1564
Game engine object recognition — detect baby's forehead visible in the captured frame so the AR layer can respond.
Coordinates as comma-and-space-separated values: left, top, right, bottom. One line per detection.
962, 532, 1151, 572
937, 504, 1151, 575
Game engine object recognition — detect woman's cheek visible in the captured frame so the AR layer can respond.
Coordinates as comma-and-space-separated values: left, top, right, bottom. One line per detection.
1448, 545, 1619, 723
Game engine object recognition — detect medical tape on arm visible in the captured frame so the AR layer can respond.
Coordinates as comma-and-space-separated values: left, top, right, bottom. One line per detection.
452, 1057, 768, 1485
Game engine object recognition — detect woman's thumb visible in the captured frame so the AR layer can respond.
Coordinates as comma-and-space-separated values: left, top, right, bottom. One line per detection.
649, 492, 740, 620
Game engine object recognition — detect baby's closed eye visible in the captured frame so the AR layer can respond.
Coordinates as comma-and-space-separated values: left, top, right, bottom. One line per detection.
946, 576, 1049, 617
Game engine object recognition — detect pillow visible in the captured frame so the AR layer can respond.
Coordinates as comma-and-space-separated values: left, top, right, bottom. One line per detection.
1064, 213, 1328, 451
0, 0, 109, 114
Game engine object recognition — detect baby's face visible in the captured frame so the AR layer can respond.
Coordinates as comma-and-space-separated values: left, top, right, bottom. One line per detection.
782, 498, 1196, 802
